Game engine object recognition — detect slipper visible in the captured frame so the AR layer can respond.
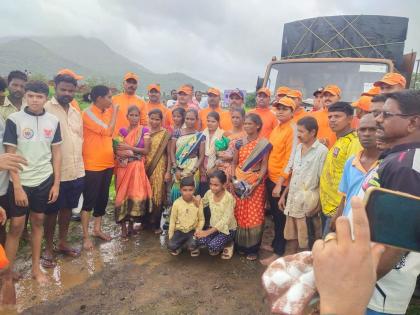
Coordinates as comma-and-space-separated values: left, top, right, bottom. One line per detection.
246, 253, 258, 261
54, 247, 81, 258
221, 244, 234, 260
41, 255, 56, 268
170, 248, 182, 256
190, 249, 200, 257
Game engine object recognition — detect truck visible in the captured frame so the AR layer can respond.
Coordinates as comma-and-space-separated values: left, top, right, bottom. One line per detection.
257, 15, 417, 103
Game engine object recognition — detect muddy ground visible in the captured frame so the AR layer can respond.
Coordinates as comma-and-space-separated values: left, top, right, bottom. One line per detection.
3, 206, 275, 315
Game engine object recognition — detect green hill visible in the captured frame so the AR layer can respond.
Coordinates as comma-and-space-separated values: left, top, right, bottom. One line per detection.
0, 36, 209, 94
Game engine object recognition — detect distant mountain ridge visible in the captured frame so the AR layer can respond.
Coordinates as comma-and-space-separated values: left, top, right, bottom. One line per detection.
0, 36, 209, 94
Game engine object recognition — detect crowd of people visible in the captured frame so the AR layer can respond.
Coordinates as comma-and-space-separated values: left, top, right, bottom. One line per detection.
0, 68, 419, 315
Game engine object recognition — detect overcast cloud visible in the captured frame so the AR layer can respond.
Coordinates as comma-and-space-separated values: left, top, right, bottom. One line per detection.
1, 0, 419, 90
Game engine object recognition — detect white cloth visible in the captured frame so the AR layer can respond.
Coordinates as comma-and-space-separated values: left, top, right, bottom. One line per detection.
0, 117, 8, 196
284, 140, 328, 218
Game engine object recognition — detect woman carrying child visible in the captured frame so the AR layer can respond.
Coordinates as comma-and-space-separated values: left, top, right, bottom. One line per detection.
114, 105, 152, 238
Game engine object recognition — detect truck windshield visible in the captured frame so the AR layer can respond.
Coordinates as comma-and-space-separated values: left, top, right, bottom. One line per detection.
267, 61, 390, 102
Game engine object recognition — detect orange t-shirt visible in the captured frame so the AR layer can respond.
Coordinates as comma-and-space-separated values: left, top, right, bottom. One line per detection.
268, 120, 298, 183
310, 108, 336, 148
249, 107, 278, 139
82, 105, 115, 171
199, 106, 232, 131
144, 102, 172, 129
112, 93, 147, 136
292, 107, 308, 123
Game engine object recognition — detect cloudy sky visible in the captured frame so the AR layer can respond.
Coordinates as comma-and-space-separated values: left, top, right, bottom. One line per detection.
1, 0, 419, 90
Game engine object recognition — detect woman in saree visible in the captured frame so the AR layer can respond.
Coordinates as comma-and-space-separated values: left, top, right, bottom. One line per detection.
216, 108, 246, 191
114, 106, 152, 238
199, 111, 225, 196
232, 113, 272, 261
170, 109, 205, 202
145, 109, 171, 234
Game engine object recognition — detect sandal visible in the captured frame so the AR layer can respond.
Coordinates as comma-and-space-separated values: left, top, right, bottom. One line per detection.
221, 243, 234, 260
246, 253, 258, 261
170, 248, 182, 256
190, 249, 200, 257
41, 255, 56, 268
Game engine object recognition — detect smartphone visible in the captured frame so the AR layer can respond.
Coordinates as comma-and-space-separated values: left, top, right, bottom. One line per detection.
364, 187, 420, 252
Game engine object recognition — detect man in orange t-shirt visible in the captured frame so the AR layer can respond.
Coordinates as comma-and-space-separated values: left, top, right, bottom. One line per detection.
144, 84, 172, 129
262, 97, 298, 264
199, 87, 232, 131
287, 89, 308, 123
249, 87, 278, 138
112, 72, 147, 136
310, 84, 341, 148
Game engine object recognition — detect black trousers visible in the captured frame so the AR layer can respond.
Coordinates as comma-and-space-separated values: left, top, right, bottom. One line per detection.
266, 179, 286, 256
167, 230, 195, 251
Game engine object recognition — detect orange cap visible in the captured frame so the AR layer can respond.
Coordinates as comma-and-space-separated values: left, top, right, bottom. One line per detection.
124, 72, 139, 82
287, 89, 303, 99
147, 84, 161, 92
257, 87, 271, 97
177, 85, 192, 95
207, 87, 221, 97
273, 97, 296, 110
361, 86, 381, 97
57, 68, 83, 81
374, 73, 406, 88
276, 86, 290, 96
352, 96, 372, 112
322, 84, 341, 97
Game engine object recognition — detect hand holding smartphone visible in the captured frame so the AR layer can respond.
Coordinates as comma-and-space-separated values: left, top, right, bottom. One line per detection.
364, 187, 420, 252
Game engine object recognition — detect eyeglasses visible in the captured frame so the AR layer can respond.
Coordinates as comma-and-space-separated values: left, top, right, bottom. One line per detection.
372, 110, 419, 119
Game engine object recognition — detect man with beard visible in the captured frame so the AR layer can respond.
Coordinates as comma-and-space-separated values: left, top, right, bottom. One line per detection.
0, 71, 28, 121
311, 85, 341, 148
228, 89, 245, 111
112, 72, 147, 136
41, 74, 85, 268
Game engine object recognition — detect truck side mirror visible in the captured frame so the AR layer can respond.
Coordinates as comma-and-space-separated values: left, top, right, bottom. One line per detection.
256, 76, 264, 92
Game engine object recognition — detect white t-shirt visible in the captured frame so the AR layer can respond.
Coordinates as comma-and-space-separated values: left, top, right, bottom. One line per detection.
166, 100, 176, 108
0, 117, 8, 196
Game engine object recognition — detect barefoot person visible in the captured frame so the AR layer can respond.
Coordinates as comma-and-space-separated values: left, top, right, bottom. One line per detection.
167, 176, 204, 256
41, 74, 85, 269
3, 81, 62, 283
114, 106, 151, 238
81, 85, 119, 250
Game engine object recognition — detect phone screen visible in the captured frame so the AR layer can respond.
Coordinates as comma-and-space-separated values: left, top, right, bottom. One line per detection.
366, 189, 420, 252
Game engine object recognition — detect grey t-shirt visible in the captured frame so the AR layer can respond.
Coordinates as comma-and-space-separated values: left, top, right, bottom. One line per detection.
0, 117, 8, 196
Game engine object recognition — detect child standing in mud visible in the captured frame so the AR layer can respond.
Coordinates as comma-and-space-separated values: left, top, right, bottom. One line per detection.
194, 170, 237, 259
167, 176, 204, 256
